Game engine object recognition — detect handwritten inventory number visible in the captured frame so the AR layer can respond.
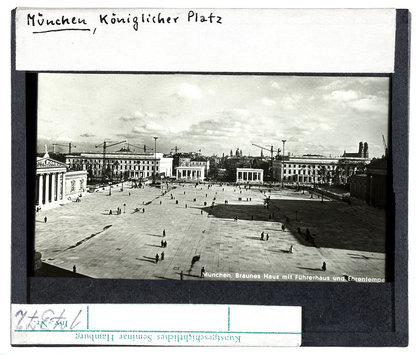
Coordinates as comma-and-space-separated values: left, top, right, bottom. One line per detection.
14, 309, 82, 330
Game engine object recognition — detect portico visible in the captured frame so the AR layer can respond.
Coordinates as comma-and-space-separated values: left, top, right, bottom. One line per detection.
175, 166, 205, 181
236, 168, 264, 183
36, 157, 67, 208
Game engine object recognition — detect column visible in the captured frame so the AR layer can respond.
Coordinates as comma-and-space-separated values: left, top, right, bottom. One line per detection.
57, 173, 61, 200
45, 174, 50, 203
38, 174, 44, 206
51, 172, 56, 202
61, 172, 65, 200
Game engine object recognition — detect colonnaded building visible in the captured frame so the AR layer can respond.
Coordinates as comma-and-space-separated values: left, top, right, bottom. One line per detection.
236, 168, 264, 184
65, 152, 173, 181
272, 142, 372, 186
36, 152, 88, 210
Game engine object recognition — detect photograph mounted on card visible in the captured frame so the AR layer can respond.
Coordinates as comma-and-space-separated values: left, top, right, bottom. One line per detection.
33, 72, 390, 284
11, 7, 408, 347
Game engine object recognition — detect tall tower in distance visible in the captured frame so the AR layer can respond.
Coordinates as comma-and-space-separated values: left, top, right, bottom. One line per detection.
363, 142, 369, 158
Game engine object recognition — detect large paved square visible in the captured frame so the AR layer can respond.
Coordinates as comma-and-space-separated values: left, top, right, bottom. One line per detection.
35, 182, 386, 282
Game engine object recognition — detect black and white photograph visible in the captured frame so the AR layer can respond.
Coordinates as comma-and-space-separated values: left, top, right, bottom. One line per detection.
34, 73, 390, 283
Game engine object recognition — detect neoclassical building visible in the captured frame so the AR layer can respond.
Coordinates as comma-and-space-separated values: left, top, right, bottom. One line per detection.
272, 155, 371, 185
66, 152, 173, 180
175, 166, 205, 181
36, 156, 67, 207
236, 168, 264, 183
36, 154, 87, 209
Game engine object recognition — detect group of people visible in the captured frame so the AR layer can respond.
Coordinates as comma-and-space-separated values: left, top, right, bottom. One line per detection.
155, 252, 164, 263
109, 207, 123, 215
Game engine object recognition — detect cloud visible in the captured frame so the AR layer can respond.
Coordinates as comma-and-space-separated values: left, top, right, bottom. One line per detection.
279, 94, 302, 110
261, 97, 276, 106
323, 90, 359, 102
80, 133, 95, 137
348, 96, 389, 114
174, 83, 202, 100
119, 111, 156, 122
38, 134, 51, 140
56, 136, 74, 142
270, 81, 284, 90
319, 123, 331, 130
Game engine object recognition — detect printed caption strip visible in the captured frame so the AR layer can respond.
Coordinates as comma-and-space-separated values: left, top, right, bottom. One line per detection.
11, 304, 301, 346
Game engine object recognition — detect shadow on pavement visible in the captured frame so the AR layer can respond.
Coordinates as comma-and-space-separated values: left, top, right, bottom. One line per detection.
198, 198, 386, 253
145, 244, 164, 248
135, 257, 156, 263
34, 262, 91, 278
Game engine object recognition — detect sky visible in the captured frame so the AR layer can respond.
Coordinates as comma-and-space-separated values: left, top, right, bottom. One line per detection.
37, 74, 389, 158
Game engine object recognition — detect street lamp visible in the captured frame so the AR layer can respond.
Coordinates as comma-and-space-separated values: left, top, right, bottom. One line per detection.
153, 137, 158, 184
123, 203, 126, 213
281, 140, 286, 188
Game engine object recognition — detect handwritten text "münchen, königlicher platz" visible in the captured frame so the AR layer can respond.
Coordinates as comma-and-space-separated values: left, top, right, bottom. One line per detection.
26, 11, 222, 32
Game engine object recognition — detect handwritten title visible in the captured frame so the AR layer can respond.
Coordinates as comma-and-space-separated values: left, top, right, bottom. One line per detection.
27, 11, 222, 34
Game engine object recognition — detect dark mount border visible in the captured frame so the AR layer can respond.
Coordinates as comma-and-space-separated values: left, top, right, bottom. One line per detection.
11, 9, 409, 346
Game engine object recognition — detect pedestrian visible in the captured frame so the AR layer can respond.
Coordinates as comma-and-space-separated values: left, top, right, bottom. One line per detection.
251, 215, 254, 220
201, 267, 205, 278
289, 245, 294, 254
164, 241, 167, 248
129, 192, 131, 196
180, 271, 183, 280
160, 201, 162, 205
161, 252, 165, 261
261, 231, 264, 240
322, 262, 327, 271
266, 234, 269, 241
44, 216, 47, 223
161, 240, 164, 247
282, 225, 285, 232
155, 254, 159, 263
73, 265, 76, 273
163, 229, 166, 237
201, 210, 203, 215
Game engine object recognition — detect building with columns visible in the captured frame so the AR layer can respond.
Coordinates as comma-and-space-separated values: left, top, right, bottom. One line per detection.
36, 155, 88, 210
36, 156, 67, 207
236, 168, 264, 183
175, 166, 205, 181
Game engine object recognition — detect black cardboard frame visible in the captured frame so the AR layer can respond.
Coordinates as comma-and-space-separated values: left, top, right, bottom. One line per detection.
11, 9, 409, 347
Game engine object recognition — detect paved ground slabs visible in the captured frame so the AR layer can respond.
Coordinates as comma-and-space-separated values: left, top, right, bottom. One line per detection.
35, 182, 387, 283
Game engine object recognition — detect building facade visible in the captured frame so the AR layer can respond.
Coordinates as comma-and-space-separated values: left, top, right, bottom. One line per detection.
66, 152, 173, 181
348, 158, 387, 209
36, 156, 67, 207
36, 155, 88, 209
175, 166, 205, 181
65, 171, 88, 197
272, 155, 371, 186
236, 168, 264, 183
